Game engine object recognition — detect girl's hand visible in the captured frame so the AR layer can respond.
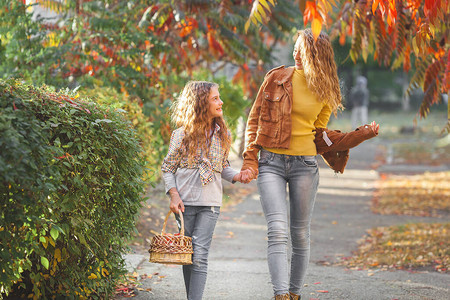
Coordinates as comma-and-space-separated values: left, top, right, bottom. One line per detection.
168, 188, 184, 214
370, 121, 380, 134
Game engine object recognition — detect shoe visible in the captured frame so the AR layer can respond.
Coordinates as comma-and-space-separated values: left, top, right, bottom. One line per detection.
289, 291, 300, 300
275, 293, 290, 300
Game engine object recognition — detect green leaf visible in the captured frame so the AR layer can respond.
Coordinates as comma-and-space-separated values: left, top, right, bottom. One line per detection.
41, 256, 49, 270
50, 227, 59, 241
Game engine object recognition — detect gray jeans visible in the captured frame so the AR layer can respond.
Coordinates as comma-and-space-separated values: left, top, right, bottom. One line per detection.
257, 149, 319, 296
181, 205, 220, 300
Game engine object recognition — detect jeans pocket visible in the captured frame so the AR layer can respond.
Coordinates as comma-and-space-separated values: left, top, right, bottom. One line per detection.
211, 206, 220, 215
258, 149, 272, 166
302, 156, 317, 167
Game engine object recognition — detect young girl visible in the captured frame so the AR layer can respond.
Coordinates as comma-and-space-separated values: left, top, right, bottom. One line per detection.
161, 81, 253, 300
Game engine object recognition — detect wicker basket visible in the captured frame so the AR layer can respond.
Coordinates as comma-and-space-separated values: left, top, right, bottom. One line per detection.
149, 211, 193, 265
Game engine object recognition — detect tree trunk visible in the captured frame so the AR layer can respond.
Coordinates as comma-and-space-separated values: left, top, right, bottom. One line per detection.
401, 72, 410, 111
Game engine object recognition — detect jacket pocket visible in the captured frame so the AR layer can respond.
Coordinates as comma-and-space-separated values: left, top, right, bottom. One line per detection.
257, 124, 277, 138
260, 91, 282, 122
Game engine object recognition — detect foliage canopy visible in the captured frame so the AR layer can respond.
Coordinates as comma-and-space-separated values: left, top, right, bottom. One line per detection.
1, 0, 300, 171
247, 0, 449, 124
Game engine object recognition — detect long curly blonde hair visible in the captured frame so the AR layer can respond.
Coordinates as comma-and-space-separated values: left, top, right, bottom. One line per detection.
295, 29, 343, 113
171, 81, 231, 162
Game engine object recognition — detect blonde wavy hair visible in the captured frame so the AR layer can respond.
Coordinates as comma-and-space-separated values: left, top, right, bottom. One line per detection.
171, 81, 231, 162
294, 29, 343, 113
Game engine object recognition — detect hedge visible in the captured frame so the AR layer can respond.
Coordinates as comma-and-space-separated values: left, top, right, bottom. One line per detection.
0, 79, 146, 299
77, 85, 157, 184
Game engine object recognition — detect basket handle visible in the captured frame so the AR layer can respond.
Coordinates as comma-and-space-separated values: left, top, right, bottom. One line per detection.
161, 210, 185, 236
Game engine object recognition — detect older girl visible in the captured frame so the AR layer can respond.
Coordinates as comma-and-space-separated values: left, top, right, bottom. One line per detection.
241, 29, 343, 300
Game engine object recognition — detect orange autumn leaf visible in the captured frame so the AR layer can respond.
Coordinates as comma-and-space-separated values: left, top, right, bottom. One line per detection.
311, 18, 323, 41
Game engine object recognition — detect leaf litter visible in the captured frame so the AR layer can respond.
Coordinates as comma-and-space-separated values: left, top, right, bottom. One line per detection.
339, 222, 449, 273
372, 171, 450, 218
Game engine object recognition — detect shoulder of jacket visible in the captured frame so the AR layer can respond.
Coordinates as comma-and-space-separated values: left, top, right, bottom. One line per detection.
265, 65, 286, 78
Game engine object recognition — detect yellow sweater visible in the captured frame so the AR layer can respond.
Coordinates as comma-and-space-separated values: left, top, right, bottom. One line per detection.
265, 69, 331, 155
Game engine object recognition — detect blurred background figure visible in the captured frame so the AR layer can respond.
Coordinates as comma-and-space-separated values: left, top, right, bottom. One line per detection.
349, 75, 369, 129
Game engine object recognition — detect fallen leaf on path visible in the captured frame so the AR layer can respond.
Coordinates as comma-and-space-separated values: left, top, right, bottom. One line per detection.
372, 172, 450, 218
338, 223, 449, 273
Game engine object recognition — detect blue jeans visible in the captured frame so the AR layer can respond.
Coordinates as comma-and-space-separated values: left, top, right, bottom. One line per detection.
257, 149, 319, 296
181, 205, 220, 300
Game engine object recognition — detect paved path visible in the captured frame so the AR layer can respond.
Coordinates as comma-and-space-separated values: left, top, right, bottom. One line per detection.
120, 140, 449, 299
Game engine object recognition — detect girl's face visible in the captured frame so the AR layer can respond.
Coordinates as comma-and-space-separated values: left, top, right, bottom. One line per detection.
207, 86, 223, 119
293, 37, 303, 70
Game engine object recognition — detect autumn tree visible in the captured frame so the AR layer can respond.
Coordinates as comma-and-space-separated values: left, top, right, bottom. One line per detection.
1, 0, 300, 171
247, 0, 449, 128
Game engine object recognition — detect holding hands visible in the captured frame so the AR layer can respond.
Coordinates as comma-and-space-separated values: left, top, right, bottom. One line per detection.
169, 166, 258, 214
233, 167, 257, 184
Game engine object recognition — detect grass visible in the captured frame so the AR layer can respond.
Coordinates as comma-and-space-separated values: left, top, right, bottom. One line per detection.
341, 223, 449, 273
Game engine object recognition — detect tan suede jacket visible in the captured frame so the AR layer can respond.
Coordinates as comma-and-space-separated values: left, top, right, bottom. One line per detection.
242, 65, 378, 173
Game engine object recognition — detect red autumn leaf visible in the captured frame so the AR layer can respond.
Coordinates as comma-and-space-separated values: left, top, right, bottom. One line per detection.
303, 1, 316, 26
207, 32, 224, 56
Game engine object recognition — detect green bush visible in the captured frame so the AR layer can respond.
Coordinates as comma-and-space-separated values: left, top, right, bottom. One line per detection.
0, 79, 146, 299
77, 85, 157, 184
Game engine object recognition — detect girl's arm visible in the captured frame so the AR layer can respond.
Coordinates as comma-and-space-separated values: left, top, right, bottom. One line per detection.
161, 129, 185, 213
222, 165, 239, 183
161, 129, 184, 174
222, 130, 255, 183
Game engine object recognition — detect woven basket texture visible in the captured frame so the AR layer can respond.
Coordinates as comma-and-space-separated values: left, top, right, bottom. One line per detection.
149, 211, 193, 265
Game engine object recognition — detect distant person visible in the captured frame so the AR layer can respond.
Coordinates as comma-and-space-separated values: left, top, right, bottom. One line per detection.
161, 81, 254, 300
350, 75, 369, 129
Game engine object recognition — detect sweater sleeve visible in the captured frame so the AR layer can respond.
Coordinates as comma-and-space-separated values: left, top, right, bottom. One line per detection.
314, 103, 332, 129
162, 171, 177, 194
221, 166, 239, 183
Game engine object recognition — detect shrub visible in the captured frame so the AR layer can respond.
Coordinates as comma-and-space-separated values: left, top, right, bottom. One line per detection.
77, 85, 157, 184
0, 79, 146, 299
